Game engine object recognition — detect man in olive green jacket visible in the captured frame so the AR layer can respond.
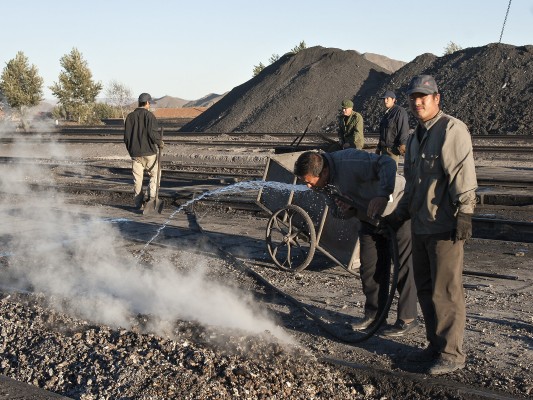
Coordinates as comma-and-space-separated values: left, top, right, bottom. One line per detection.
336, 99, 364, 150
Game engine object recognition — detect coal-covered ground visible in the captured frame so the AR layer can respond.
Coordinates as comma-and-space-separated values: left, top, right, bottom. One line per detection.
181, 43, 533, 135
0, 135, 531, 399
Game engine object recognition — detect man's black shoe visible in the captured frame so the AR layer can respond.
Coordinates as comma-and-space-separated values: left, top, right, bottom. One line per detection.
381, 319, 419, 337
351, 315, 376, 331
427, 358, 465, 375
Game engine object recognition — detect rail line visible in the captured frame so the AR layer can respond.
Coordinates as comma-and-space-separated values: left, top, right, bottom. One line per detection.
2, 132, 532, 153
13, 126, 533, 141
0, 155, 532, 190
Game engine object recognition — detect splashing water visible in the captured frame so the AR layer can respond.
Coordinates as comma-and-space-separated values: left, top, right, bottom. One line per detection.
137, 180, 308, 258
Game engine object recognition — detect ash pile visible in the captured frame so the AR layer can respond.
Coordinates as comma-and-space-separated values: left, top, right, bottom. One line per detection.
182, 43, 533, 135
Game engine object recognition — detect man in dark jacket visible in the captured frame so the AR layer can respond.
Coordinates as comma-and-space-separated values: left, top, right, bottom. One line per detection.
124, 93, 163, 209
376, 90, 410, 165
294, 149, 418, 337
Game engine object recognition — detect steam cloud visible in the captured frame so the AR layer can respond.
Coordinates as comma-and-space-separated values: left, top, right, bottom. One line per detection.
0, 123, 293, 343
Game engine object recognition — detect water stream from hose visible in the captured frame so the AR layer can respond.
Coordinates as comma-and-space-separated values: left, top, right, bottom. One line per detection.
136, 180, 308, 259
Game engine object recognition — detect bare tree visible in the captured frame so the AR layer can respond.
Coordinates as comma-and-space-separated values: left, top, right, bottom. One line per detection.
443, 41, 463, 55
105, 80, 133, 120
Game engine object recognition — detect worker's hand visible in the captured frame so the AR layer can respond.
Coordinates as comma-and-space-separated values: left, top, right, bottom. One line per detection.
398, 144, 406, 155
334, 197, 352, 213
159, 140, 164, 149
455, 212, 472, 241
382, 212, 404, 231
367, 197, 388, 219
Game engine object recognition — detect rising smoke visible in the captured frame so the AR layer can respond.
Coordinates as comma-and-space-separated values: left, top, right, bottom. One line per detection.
0, 123, 294, 344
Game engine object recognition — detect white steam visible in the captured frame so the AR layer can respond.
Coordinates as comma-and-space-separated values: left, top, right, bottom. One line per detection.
0, 128, 293, 343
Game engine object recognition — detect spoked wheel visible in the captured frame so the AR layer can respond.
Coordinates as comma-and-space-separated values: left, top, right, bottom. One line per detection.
266, 205, 316, 272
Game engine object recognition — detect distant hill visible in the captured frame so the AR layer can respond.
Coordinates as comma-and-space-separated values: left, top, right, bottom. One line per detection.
153, 95, 190, 108
362, 53, 407, 73
124, 94, 224, 110
183, 93, 226, 108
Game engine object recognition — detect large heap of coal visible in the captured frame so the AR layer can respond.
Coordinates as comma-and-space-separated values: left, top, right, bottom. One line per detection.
180, 46, 389, 134
363, 43, 533, 135
181, 43, 532, 135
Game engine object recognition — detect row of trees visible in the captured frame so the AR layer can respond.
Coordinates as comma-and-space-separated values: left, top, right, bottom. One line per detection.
0, 48, 134, 130
253, 41, 308, 77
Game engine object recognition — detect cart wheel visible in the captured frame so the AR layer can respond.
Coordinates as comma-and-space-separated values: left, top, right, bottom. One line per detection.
266, 205, 316, 272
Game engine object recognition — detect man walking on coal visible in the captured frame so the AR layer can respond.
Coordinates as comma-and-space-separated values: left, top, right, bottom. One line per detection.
293, 149, 418, 337
376, 90, 410, 165
332, 99, 364, 151
384, 75, 478, 375
124, 93, 163, 210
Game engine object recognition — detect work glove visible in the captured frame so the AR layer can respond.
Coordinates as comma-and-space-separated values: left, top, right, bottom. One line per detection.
455, 212, 472, 241
382, 212, 404, 232
159, 140, 164, 149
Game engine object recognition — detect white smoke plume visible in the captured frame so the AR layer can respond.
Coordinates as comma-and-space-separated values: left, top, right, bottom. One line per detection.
0, 127, 294, 344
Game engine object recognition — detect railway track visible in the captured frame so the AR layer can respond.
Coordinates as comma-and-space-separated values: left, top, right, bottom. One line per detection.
1, 155, 532, 190
2, 131, 533, 153
11, 126, 533, 140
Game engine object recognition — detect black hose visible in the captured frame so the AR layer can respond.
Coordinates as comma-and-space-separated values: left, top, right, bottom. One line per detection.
341, 225, 400, 343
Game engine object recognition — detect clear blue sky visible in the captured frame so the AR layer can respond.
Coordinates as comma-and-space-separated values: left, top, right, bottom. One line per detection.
2, 0, 532, 101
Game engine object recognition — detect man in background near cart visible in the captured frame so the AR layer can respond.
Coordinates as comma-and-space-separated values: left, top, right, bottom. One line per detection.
376, 90, 410, 166
384, 75, 477, 375
294, 149, 418, 337
331, 99, 364, 151
124, 93, 163, 210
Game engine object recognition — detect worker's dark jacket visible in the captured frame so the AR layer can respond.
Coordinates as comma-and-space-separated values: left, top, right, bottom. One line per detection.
322, 149, 405, 223
124, 108, 162, 157
378, 104, 410, 154
337, 111, 364, 149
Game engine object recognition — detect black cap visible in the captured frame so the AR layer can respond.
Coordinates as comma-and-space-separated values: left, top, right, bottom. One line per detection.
380, 90, 396, 99
138, 93, 156, 103
406, 75, 439, 95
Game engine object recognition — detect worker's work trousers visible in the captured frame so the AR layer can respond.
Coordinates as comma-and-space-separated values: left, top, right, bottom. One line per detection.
358, 220, 417, 322
411, 231, 466, 363
132, 155, 159, 204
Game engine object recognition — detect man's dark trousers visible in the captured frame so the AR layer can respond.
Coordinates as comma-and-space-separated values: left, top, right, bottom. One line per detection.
411, 231, 466, 363
358, 221, 417, 321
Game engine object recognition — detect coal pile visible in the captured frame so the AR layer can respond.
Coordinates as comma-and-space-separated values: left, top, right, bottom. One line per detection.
180, 46, 389, 134
362, 43, 533, 135
181, 43, 533, 135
